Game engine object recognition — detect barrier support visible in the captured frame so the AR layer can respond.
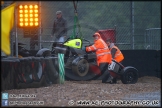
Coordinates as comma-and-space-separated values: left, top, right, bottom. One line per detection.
58, 53, 65, 84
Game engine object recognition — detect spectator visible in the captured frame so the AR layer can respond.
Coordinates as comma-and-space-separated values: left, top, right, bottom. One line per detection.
51, 11, 67, 43
30, 34, 38, 50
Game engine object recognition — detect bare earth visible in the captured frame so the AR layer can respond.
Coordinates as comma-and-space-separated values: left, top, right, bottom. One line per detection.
4, 76, 161, 107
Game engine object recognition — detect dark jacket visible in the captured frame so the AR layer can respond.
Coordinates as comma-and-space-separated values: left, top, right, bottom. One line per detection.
51, 17, 67, 39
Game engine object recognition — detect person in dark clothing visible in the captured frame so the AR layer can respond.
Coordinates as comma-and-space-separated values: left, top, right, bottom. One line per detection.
51, 11, 67, 43
30, 35, 38, 50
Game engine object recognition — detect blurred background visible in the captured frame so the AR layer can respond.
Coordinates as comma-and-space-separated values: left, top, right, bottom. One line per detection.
1, 1, 161, 56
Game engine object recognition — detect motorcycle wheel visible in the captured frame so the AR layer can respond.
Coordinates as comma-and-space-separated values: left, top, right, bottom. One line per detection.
72, 59, 89, 77
121, 68, 138, 84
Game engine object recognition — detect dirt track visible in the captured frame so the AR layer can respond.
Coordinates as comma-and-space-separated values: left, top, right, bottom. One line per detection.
4, 76, 161, 107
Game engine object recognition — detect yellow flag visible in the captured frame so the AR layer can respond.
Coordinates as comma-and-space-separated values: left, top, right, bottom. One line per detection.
1, 3, 16, 55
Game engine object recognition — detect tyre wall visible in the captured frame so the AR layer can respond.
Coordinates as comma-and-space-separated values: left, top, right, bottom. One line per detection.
1, 57, 59, 91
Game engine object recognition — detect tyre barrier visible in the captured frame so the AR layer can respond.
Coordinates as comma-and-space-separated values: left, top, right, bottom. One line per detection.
43, 57, 59, 84
1, 57, 59, 91
1, 57, 19, 91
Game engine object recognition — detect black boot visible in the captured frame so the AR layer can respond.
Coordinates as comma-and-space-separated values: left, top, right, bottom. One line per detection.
107, 77, 117, 84
103, 75, 113, 83
99, 63, 113, 83
112, 78, 117, 84
101, 72, 113, 83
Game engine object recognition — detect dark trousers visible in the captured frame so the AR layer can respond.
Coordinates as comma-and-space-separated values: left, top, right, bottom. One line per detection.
99, 63, 110, 83
30, 39, 38, 50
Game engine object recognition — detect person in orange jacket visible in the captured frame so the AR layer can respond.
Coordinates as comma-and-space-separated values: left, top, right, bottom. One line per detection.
106, 39, 124, 84
86, 32, 114, 83
106, 39, 124, 63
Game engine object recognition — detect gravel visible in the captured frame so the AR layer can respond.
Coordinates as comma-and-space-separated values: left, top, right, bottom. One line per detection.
4, 76, 161, 107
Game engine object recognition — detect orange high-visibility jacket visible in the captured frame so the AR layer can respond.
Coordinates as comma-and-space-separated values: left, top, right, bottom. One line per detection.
110, 44, 124, 63
86, 33, 112, 66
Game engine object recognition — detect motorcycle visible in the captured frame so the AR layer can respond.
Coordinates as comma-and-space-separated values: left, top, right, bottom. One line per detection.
50, 38, 96, 77
37, 38, 138, 84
